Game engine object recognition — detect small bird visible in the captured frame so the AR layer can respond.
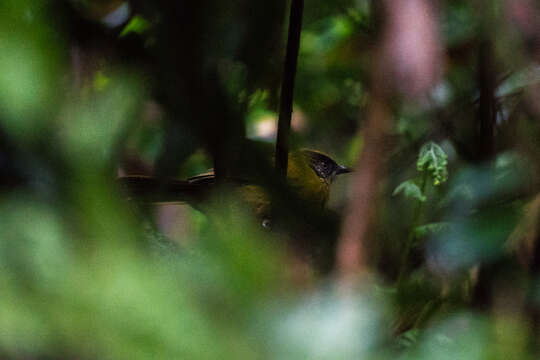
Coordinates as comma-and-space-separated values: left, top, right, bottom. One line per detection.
119, 148, 352, 221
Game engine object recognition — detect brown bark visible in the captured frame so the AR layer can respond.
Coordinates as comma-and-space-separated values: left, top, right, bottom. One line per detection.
337, 97, 391, 277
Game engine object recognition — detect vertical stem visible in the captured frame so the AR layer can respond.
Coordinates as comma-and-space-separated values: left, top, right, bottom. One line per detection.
476, 39, 497, 162
471, 34, 498, 310
526, 200, 540, 353
397, 171, 428, 285
276, 0, 304, 177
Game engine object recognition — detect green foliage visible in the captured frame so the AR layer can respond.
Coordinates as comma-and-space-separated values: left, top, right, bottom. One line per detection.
417, 142, 449, 186
397, 328, 420, 348
0, 0, 60, 142
394, 141, 449, 205
120, 15, 150, 37
403, 314, 492, 360
61, 75, 143, 167
393, 180, 427, 202
414, 222, 451, 239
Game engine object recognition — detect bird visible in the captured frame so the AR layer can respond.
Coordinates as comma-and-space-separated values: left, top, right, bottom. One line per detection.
119, 148, 352, 222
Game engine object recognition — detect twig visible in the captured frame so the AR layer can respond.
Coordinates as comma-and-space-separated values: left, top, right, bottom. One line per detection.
476, 39, 497, 162
276, 0, 304, 177
471, 38, 498, 309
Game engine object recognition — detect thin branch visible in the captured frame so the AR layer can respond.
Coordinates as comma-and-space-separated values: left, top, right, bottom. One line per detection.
397, 170, 428, 285
276, 0, 304, 177
476, 39, 497, 162
471, 39, 498, 310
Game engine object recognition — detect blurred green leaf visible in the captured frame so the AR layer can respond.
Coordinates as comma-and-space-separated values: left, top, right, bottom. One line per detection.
397, 328, 420, 348
60, 75, 142, 167
0, 1, 61, 142
0, 196, 71, 287
120, 15, 150, 37
404, 313, 490, 360
393, 180, 427, 202
414, 222, 450, 239
429, 205, 520, 273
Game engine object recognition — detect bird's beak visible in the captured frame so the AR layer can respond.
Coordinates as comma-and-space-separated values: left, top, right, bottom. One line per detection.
336, 165, 353, 175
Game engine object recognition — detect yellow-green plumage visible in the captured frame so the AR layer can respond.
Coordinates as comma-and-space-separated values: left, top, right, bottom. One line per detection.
286, 151, 331, 206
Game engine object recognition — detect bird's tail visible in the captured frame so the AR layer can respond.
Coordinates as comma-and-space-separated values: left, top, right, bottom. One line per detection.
118, 175, 210, 204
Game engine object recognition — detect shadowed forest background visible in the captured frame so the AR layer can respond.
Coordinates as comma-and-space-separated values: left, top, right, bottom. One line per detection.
1, 0, 540, 359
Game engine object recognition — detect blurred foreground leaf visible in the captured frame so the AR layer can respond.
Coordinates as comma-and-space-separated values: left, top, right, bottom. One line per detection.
0, 0, 61, 142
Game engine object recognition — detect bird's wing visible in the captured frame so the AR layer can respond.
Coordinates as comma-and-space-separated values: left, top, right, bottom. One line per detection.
188, 169, 216, 185
188, 169, 254, 186
118, 175, 210, 204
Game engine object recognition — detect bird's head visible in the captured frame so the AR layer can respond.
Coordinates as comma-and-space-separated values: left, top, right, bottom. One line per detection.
301, 150, 352, 183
